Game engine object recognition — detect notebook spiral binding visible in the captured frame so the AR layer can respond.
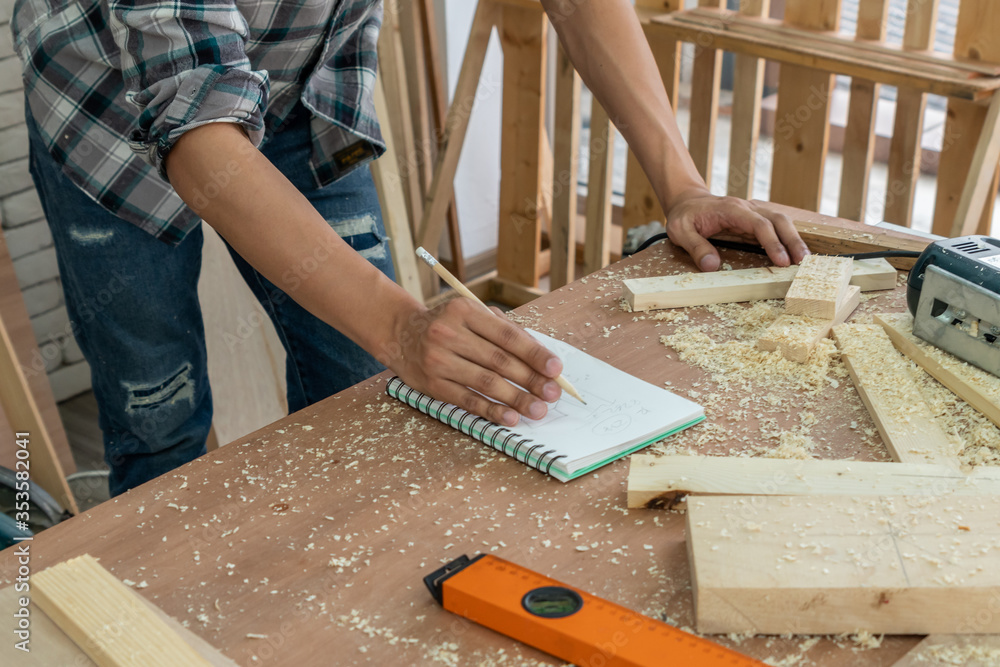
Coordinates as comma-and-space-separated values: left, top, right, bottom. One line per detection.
386, 377, 567, 475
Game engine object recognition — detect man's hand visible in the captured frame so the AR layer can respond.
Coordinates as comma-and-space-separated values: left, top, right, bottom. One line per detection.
665, 188, 812, 272
388, 298, 563, 427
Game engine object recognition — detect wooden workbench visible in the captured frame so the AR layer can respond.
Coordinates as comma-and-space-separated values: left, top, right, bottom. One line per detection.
0, 236, 927, 666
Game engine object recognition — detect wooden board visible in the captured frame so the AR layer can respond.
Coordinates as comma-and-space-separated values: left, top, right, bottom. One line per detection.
583, 98, 613, 275
371, 75, 424, 300
727, 0, 770, 199
875, 312, 1000, 429
628, 455, 1000, 509
688, 0, 724, 182
891, 635, 1000, 666
769, 0, 836, 211
31, 555, 216, 666
0, 584, 235, 666
783, 254, 854, 319
884, 0, 939, 227
378, 0, 424, 240
837, 0, 888, 221
623, 258, 895, 312
550, 43, 580, 290
496, 5, 548, 288
833, 323, 960, 467
648, 16, 1000, 102
758, 285, 860, 363
687, 494, 1000, 635
679, 5, 996, 75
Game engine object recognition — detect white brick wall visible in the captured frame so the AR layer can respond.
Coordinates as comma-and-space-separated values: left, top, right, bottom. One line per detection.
1, 7, 91, 401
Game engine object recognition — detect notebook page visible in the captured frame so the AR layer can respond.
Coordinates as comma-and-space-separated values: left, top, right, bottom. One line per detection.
513, 330, 704, 472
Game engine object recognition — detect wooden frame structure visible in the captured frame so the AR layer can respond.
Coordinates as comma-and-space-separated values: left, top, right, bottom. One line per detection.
415, 0, 1000, 306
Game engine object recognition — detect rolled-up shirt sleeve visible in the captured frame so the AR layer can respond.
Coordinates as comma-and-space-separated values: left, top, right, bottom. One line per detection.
109, 0, 269, 178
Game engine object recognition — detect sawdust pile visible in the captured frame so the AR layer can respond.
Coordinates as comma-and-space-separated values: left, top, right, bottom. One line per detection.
651, 300, 1000, 466
660, 302, 845, 396
914, 369, 1000, 467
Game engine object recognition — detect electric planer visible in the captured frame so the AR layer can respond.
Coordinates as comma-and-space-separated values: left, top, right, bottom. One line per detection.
907, 235, 1000, 378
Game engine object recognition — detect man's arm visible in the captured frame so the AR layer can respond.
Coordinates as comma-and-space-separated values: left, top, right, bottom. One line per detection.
165, 124, 561, 426
540, 0, 810, 271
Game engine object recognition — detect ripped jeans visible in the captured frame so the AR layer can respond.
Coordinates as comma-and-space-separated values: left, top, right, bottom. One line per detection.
27, 105, 394, 497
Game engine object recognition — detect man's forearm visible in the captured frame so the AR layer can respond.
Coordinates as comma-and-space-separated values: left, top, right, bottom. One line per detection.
165, 123, 420, 366
541, 0, 708, 210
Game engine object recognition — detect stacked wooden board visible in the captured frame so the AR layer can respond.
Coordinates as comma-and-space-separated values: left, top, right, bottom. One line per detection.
757, 254, 860, 363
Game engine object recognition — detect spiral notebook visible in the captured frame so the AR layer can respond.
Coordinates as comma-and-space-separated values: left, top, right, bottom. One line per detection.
385, 330, 705, 482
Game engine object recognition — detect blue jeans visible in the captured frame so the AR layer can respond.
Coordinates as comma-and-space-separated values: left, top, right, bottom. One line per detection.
27, 105, 394, 496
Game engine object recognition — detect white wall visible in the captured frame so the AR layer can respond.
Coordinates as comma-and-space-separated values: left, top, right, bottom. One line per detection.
1, 0, 91, 402
441, 0, 503, 261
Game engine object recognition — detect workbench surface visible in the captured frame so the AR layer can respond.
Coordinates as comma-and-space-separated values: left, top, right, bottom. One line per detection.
2, 235, 929, 666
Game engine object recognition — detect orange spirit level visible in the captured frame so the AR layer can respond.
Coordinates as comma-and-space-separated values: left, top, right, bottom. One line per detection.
424, 554, 766, 667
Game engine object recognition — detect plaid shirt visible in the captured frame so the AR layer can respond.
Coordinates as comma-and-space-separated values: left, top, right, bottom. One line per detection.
13, 0, 385, 244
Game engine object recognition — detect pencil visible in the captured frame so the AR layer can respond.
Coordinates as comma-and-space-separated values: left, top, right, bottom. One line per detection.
415, 247, 586, 405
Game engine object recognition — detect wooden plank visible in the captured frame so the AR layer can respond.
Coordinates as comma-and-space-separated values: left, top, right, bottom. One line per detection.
681, 6, 994, 75
371, 76, 424, 301
32, 555, 213, 666
783, 254, 854, 319
496, 4, 548, 288
769, 61, 834, 211
418, 0, 465, 282
832, 323, 961, 467
933, 0, 1000, 237
837, 0, 888, 221
0, 585, 236, 666
758, 284, 860, 362
838, 79, 880, 220
647, 16, 1000, 101
400, 0, 434, 200
884, 0, 938, 227
952, 91, 1000, 236
623, 258, 895, 312
628, 455, 1000, 509
550, 43, 580, 289
884, 88, 929, 227
378, 0, 424, 238
727, 0, 769, 200
754, 0, 833, 212
583, 98, 614, 275
891, 635, 1000, 666
770, 0, 839, 213
875, 312, 1000, 429
687, 494, 1000, 635
416, 1, 496, 276
688, 0, 724, 182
